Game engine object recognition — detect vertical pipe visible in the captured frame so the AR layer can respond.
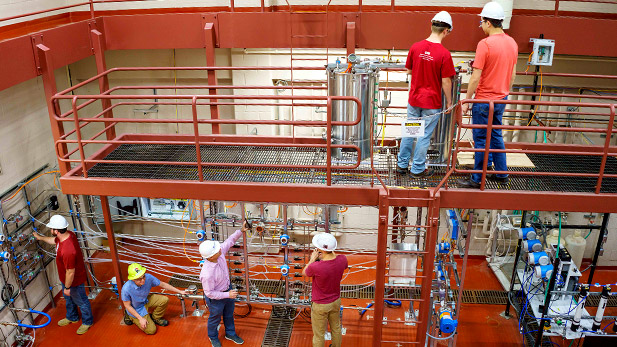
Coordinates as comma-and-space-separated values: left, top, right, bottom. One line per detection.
504, 210, 526, 317
283, 205, 289, 304
241, 203, 250, 303
100, 196, 125, 305
21, 187, 55, 307
594, 105, 615, 194
418, 194, 440, 347
66, 196, 94, 293
326, 98, 332, 186
454, 210, 473, 320
0, 206, 26, 332
587, 213, 610, 285
480, 102, 495, 190
372, 191, 389, 347
534, 256, 560, 347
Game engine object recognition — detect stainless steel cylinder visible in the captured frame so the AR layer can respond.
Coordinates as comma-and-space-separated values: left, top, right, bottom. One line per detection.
328, 69, 378, 161
429, 71, 462, 164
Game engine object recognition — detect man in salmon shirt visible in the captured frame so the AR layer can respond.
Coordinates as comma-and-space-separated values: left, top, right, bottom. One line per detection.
33, 215, 93, 334
303, 233, 348, 347
397, 11, 456, 177
458, 1, 518, 188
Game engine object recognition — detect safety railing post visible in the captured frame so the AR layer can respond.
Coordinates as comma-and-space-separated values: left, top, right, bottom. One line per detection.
192, 96, 204, 182
480, 101, 495, 190
595, 104, 616, 193
71, 97, 88, 178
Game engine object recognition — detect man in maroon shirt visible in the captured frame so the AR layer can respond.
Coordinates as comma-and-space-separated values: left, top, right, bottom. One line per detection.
34, 215, 93, 334
303, 233, 348, 347
397, 11, 456, 177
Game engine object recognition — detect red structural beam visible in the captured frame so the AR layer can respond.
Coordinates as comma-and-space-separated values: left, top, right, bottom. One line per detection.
3, 11, 617, 91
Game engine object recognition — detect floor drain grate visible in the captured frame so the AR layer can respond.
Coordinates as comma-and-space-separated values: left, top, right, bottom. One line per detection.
261, 306, 296, 347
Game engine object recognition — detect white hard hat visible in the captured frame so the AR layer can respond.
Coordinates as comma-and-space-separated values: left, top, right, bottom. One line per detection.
199, 240, 221, 259
479, 2, 506, 20
432, 11, 453, 31
46, 215, 69, 230
312, 233, 337, 252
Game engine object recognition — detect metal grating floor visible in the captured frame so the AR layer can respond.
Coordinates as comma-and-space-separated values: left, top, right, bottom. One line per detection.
86, 144, 617, 193
261, 306, 296, 347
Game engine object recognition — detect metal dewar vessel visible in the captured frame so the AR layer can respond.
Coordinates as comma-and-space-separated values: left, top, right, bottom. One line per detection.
327, 60, 378, 161
429, 67, 462, 164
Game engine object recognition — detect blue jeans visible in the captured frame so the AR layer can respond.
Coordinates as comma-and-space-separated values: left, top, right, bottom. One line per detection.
397, 105, 441, 174
62, 283, 93, 325
471, 98, 508, 183
205, 289, 237, 339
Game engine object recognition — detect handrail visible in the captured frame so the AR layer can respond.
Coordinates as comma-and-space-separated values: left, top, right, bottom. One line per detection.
57, 93, 364, 186
455, 98, 617, 193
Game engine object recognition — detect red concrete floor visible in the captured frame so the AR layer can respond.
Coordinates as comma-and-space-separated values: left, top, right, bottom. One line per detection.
24, 248, 616, 347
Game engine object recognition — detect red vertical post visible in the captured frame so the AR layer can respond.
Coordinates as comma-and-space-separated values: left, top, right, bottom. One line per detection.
595, 104, 615, 194
346, 22, 356, 57
100, 196, 125, 304
359, 0, 362, 12
554, 0, 560, 16
192, 96, 204, 182
417, 193, 440, 347
90, 29, 116, 140
35, 43, 71, 175
261, 0, 264, 12
372, 190, 389, 347
480, 101, 495, 190
204, 23, 220, 134
89, 0, 94, 19
391, 0, 395, 12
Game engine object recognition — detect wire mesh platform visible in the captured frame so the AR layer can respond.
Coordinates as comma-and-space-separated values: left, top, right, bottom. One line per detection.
85, 144, 617, 193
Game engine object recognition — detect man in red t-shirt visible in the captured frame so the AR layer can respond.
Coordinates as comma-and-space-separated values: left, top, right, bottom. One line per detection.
397, 11, 456, 177
34, 215, 93, 334
303, 233, 348, 347
458, 2, 518, 188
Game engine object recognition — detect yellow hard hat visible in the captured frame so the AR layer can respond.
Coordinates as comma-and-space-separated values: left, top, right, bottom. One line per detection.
127, 263, 146, 280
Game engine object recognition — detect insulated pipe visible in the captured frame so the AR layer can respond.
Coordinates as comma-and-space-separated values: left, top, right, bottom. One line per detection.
570, 284, 589, 331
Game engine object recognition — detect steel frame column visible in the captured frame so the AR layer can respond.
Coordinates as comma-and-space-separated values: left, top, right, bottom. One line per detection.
372, 190, 389, 347
346, 22, 356, 57
418, 193, 441, 347
35, 42, 70, 175
100, 196, 124, 304
588, 213, 610, 285
90, 28, 116, 140
204, 23, 220, 134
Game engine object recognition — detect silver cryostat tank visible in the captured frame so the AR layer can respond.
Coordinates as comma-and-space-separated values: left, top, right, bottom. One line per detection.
429, 68, 462, 164
327, 64, 379, 161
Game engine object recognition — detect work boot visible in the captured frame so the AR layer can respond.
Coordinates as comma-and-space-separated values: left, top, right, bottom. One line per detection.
57, 318, 78, 327
396, 166, 408, 174
151, 315, 169, 327
123, 312, 133, 325
411, 168, 435, 178
456, 178, 480, 188
488, 174, 510, 184
76, 324, 91, 335
225, 334, 245, 344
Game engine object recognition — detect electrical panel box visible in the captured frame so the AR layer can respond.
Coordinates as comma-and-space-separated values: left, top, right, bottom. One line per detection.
141, 198, 192, 220
91, 196, 143, 223
529, 38, 555, 66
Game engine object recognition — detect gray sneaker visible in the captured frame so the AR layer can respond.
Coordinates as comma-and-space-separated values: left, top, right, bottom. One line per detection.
225, 334, 245, 344
209, 337, 222, 347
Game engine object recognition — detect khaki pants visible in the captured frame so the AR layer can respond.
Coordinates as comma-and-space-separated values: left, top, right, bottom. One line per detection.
311, 298, 342, 347
129, 294, 169, 335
